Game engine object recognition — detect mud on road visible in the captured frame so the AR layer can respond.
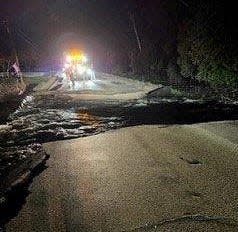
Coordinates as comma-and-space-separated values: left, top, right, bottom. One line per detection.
0, 90, 238, 231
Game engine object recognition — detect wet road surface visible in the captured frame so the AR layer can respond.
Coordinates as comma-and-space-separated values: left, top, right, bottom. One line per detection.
1, 94, 237, 149
1, 74, 238, 231
6, 123, 238, 232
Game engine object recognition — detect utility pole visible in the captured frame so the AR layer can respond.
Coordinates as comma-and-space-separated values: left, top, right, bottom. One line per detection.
177, 0, 189, 7
130, 13, 142, 52
129, 12, 144, 83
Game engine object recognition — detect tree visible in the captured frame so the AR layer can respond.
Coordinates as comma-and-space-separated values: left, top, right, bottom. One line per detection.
177, 0, 238, 88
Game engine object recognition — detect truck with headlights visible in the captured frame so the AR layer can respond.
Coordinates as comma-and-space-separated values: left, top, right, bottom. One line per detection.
63, 49, 95, 87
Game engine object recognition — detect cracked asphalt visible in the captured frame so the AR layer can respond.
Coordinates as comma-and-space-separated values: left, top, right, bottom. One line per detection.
6, 121, 238, 231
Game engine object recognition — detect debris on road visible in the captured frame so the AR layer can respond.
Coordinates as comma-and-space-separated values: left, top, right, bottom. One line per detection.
0, 144, 49, 208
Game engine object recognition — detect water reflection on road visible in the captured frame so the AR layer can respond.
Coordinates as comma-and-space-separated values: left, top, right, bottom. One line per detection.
0, 94, 237, 231
0, 96, 124, 148
1, 95, 238, 148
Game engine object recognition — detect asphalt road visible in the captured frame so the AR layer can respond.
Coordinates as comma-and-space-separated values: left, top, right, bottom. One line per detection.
35, 73, 158, 101
6, 121, 238, 232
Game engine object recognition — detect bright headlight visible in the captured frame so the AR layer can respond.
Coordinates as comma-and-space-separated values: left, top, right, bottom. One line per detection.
81, 55, 88, 63
86, 68, 93, 76
64, 63, 70, 69
66, 55, 72, 63
77, 65, 86, 74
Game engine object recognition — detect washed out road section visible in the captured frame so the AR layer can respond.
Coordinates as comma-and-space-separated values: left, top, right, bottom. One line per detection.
6, 121, 238, 232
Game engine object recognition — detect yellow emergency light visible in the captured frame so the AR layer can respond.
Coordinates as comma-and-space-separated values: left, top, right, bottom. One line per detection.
66, 49, 88, 63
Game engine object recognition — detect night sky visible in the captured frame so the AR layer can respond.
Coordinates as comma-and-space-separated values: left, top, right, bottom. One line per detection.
1, 0, 237, 71
1, 0, 134, 64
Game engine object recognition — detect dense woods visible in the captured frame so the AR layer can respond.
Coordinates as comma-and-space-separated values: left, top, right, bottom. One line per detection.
177, 1, 238, 89
109, 0, 238, 90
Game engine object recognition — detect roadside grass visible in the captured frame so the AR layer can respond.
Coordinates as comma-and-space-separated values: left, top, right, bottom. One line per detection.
170, 88, 184, 96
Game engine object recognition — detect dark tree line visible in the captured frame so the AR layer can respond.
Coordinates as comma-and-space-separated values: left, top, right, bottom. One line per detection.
177, 1, 238, 88
108, 0, 238, 89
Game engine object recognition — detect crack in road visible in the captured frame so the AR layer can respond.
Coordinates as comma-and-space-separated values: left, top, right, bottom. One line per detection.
122, 214, 238, 231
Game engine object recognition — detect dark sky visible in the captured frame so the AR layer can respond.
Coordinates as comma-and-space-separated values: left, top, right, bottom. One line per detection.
2, 0, 236, 70
1, 0, 134, 63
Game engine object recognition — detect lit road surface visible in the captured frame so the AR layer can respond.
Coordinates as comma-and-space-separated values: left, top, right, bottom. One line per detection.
44, 73, 158, 101
6, 121, 238, 231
